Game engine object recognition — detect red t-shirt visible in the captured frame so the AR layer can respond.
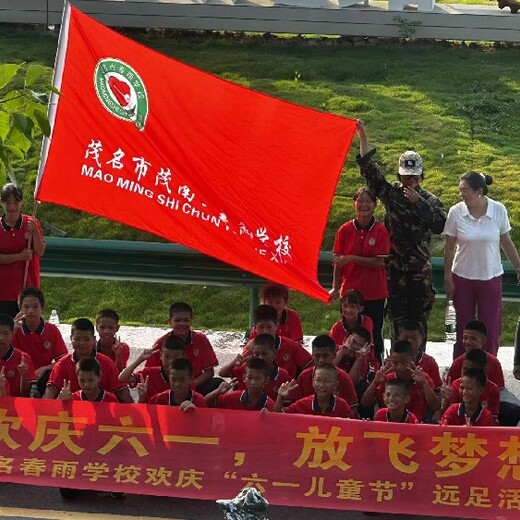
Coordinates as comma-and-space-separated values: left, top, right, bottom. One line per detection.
132, 366, 171, 402
284, 394, 353, 418
0, 215, 43, 301
450, 378, 500, 419
294, 366, 358, 407
71, 389, 118, 402
374, 408, 419, 424
95, 340, 130, 369
216, 390, 274, 411
145, 330, 218, 378
440, 403, 495, 427
0, 346, 36, 397
330, 316, 374, 346
448, 352, 504, 390
12, 320, 68, 370
48, 351, 127, 395
149, 389, 207, 407
333, 219, 390, 300
416, 351, 442, 390
375, 372, 435, 422
249, 308, 303, 343
231, 364, 290, 401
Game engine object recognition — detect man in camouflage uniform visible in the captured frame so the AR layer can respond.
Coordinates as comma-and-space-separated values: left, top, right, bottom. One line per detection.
357, 148, 446, 343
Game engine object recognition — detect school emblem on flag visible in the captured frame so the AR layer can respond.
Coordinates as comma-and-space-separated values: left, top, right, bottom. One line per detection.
94, 58, 148, 131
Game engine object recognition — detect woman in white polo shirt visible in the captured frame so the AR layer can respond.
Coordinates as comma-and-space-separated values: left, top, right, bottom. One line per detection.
444, 171, 520, 358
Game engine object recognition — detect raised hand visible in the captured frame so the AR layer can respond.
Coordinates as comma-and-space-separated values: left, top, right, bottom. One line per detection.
409, 363, 426, 385
137, 374, 149, 400
277, 379, 298, 399
218, 378, 238, 395
0, 367, 7, 396
112, 336, 123, 356
17, 355, 28, 376
138, 348, 154, 362
58, 380, 72, 400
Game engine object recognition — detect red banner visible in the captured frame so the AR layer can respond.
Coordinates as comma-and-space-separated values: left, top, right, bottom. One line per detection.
35, 5, 356, 301
0, 397, 518, 518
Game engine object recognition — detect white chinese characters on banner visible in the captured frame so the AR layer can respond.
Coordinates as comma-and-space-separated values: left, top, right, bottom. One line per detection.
81, 140, 292, 264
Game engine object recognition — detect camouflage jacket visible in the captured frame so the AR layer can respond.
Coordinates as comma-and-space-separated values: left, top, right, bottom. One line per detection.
357, 149, 446, 271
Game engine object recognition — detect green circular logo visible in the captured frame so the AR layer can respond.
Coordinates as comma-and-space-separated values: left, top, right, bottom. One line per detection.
94, 58, 148, 131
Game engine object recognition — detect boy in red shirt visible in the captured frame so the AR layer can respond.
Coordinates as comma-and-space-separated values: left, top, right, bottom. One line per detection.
248, 283, 303, 343
374, 378, 419, 424
440, 368, 495, 427
244, 305, 312, 380
361, 340, 440, 422
148, 358, 206, 409
206, 358, 275, 411
58, 357, 118, 403
145, 302, 221, 395
448, 320, 504, 390
95, 309, 130, 372
220, 334, 290, 401
276, 364, 353, 418
0, 313, 36, 397
12, 287, 68, 395
293, 334, 358, 416
44, 318, 132, 402
119, 335, 186, 403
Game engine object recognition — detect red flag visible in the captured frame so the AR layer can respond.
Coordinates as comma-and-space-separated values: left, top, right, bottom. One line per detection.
36, 5, 356, 301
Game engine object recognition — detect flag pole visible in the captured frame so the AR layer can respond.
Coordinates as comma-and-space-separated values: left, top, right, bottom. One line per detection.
22, 201, 39, 289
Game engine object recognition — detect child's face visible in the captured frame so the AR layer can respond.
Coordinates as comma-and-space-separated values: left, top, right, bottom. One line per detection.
169, 369, 192, 395
460, 376, 484, 405
77, 370, 101, 395
252, 345, 276, 366
262, 297, 286, 319
1, 195, 22, 218
341, 301, 362, 322
244, 368, 268, 393
462, 330, 486, 352
96, 317, 119, 341
398, 329, 423, 355
389, 352, 412, 377
161, 348, 184, 368
312, 368, 338, 397
169, 312, 192, 336
383, 385, 409, 411
0, 325, 13, 354
70, 330, 96, 358
19, 296, 43, 326
312, 347, 335, 367
344, 333, 369, 359
254, 320, 277, 337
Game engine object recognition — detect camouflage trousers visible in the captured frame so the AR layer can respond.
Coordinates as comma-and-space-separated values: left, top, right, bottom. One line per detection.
386, 262, 436, 344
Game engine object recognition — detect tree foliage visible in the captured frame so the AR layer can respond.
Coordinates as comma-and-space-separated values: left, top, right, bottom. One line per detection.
0, 63, 56, 186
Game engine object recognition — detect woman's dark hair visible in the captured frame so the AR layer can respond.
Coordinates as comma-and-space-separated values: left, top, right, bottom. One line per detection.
460, 171, 493, 196
1, 183, 23, 203
353, 187, 377, 204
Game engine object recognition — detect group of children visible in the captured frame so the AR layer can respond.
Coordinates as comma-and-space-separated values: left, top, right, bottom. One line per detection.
0, 282, 516, 428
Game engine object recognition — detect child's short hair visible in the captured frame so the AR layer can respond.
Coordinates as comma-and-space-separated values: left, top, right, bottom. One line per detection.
169, 302, 193, 318
341, 290, 364, 306
384, 378, 410, 394
313, 363, 338, 380
252, 333, 277, 351
76, 357, 101, 376
397, 320, 424, 336
18, 287, 45, 307
349, 326, 371, 345
391, 340, 414, 357
462, 367, 486, 388
253, 304, 278, 325
170, 358, 193, 376
71, 318, 95, 336
0, 313, 14, 331
464, 320, 487, 336
312, 334, 335, 353
164, 334, 186, 352
260, 283, 289, 302
1, 183, 23, 202
96, 308, 120, 323
246, 357, 270, 376
464, 349, 488, 369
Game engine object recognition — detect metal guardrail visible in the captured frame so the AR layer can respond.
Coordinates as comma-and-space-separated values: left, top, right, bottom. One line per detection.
41, 237, 520, 300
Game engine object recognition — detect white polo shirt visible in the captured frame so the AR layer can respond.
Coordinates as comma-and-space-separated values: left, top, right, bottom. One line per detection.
444, 198, 510, 280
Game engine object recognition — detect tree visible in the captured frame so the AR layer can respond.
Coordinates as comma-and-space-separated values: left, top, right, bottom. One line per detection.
0, 63, 56, 186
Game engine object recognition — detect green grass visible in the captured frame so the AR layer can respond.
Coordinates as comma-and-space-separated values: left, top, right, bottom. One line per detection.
2, 24, 520, 342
